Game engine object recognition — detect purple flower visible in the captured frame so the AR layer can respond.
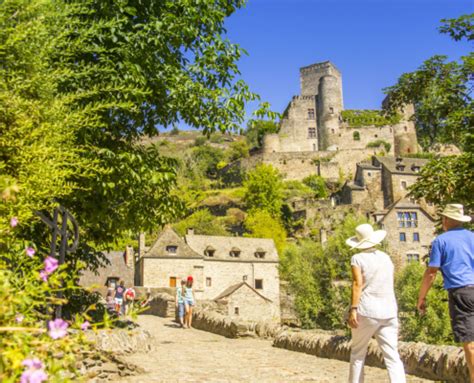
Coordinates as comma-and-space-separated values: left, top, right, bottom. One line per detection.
16, 314, 25, 323
10, 217, 18, 228
48, 318, 68, 339
81, 321, 90, 331
39, 270, 48, 282
44, 256, 58, 274
21, 358, 47, 383
20, 369, 48, 383
25, 247, 35, 257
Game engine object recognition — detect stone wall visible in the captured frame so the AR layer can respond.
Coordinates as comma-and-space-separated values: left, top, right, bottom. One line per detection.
141, 292, 176, 318
273, 330, 469, 382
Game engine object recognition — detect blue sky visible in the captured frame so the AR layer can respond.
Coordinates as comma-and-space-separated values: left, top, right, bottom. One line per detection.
223, 0, 473, 119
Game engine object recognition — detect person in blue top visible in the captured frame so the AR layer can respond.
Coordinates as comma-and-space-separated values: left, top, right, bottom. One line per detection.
417, 204, 474, 382
175, 278, 186, 328
184, 275, 196, 329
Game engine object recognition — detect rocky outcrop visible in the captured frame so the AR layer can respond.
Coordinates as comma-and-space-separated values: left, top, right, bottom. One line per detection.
273, 330, 469, 382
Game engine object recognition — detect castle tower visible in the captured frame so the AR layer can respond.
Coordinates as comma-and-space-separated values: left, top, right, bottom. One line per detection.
389, 103, 419, 156
317, 75, 343, 151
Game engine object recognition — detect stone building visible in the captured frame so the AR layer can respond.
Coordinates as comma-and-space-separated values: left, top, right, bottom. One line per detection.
136, 227, 280, 321
336, 155, 437, 269
241, 61, 419, 181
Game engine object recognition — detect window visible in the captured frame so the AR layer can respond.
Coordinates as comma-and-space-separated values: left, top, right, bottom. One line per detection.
399, 232, 406, 242
106, 277, 119, 288
166, 245, 177, 254
353, 131, 360, 141
255, 279, 263, 290
331, 129, 335, 134
234, 307, 240, 315
169, 277, 177, 287
407, 253, 419, 263
313, 143, 317, 151
308, 127, 317, 138
243, 275, 248, 282
413, 233, 420, 242
412, 166, 420, 173
367, 172, 371, 177
255, 248, 266, 259
397, 212, 418, 228
229, 247, 241, 257
396, 165, 406, 171
206, 277, 212, 287
404, 126, 408, 132
374, 134, 378, 138
401, 181, 407, 190
329, 107, 334, 114
204, 245, 215, 257
307, 108, 315, 119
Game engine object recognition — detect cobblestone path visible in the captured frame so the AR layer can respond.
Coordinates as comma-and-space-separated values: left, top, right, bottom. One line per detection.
116, 315, 431, 383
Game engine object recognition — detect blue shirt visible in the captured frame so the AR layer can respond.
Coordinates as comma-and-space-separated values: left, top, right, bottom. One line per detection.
429, 228, 474, 289
176, 287, 184, 304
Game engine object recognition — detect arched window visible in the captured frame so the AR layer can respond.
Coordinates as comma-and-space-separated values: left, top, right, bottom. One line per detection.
229, 247, 241, 257
353, 131, 360, 141
204, 245, 215, 257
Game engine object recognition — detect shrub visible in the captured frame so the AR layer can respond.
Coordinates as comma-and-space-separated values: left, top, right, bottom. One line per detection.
244, 210, 287, 254
173, 209, 229, 237
366, 140, 391, 153
302, 175, 328, 199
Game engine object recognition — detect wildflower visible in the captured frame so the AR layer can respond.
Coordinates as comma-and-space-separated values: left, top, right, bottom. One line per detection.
21, 358, 48, 383
16, 314, 25, 323
44, 256, 59, 274
10, 217, 18, 227
48, 318, 69, 339
81, 321, 90, 331
25, 247, 35, 257
39, 270, 48, 283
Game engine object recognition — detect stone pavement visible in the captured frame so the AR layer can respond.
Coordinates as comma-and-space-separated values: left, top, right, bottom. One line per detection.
114, 315, 432, 383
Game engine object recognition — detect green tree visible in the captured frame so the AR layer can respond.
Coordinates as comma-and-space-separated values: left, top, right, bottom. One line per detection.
395, 262, 453, 344
244, 209, 287, 254
302, 175, 328, 199
243, 164, 284, 218
173, 209, 229, 237
384, 15, 473, 151
228, 140, 250, 162
245, 120, 279, 149
191, 144, 226, 178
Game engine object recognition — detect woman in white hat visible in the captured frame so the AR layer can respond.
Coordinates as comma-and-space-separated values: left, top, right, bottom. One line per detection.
346, 223, 406, 383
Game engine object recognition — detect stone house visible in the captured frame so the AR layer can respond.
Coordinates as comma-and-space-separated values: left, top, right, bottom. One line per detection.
214, 282, 277, 322
135, 227, 280, 321
239, 61, 419, 181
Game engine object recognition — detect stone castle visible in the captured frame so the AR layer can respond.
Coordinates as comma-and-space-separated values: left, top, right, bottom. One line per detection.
243, 61, 419, 181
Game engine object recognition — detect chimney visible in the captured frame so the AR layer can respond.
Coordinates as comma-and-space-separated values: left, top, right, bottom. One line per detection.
125, 246, 134, 269
138, 233, 146, 258
187, 228, 194, 236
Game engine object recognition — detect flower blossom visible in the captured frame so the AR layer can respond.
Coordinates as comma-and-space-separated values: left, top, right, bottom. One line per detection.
39, 270, 49, 283
10, 217, 18, 228
81, 321, 90, 331
44, 256, 59, 274
25, 247, 36, 257
16, 314, 25, 323
48, 318, 69, 339
20, 358, 48, 383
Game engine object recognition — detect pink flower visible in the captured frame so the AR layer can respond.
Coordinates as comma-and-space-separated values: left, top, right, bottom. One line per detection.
39, 270, 48, 282
48, 318, 68, 339
44, 256, 58, 274
10, 217, 18, 228
81, 321, 90, 331
25, 247, 35, 257
21, 358, 47, 383
16, 314, 24, 323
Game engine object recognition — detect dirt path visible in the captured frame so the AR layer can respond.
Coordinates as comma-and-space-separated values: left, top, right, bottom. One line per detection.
115, 315, 431, 383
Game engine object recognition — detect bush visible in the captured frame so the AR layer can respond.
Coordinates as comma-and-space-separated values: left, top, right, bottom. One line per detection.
244, 210, 287, 254
302, 175, 328, 199
282, 180, 314, 199
173, 209, 230, 237
228, 140, 250, 162
366, 140, 391, 153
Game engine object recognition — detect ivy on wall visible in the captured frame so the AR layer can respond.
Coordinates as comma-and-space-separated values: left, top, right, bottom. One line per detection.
341, 110, 401, 127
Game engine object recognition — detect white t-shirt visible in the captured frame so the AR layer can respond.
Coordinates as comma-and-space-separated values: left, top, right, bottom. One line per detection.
351, 249, 398, 319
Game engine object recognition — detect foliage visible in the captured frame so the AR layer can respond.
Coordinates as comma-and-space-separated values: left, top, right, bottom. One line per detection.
170, 126, 180, 136
243, 164, 284, 218
341, 110, 401, 128
194, 136, 208, 147
228, 140, 250, 162
302, 175, 328, 199
173, 209, 230, 237
409, 153, 474, 222
282, 180, 314, 199
243, 210, 287, 254
366, 140, 391, 153
245, 120, 280, 149
384, 14, 473, 151
402, 152, 435, 160
191, 144, 226, 178
395, 262, 453, 345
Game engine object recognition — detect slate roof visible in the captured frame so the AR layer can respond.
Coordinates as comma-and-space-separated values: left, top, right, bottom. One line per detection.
145, 226, 201, 258
185, 233, 279, 262
214, 282, 272, 302
374, 156, 428, 175
380, 198, 436, 223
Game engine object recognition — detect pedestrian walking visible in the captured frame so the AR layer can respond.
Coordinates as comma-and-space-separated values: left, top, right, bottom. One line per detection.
346, 223, 406, 383
176, 278, 186, 328
115, 280, 126, 315
184, 276, 195, 329
417, 203, 474, 382
125, 286, 136, 315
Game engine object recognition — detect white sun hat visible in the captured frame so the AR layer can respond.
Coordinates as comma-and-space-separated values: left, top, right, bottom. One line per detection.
440, 204, 471, 223
346, 223, 387, 250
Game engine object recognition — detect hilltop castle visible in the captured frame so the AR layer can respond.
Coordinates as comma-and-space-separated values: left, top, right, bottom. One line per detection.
243, 61, 420, 181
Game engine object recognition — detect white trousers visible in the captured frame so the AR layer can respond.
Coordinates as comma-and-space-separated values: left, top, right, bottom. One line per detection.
349, 315, 406, 383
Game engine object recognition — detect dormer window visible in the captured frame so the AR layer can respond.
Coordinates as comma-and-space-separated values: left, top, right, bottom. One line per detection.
166, 245, 177, 254
254, 248, 266, 259
204, 245, 215, 257
229, 247, 241, 258
396, 165, 405, 171
412, 166, 420, 173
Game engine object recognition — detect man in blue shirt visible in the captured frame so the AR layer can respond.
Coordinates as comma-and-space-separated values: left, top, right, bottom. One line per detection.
417, 204, 474, 381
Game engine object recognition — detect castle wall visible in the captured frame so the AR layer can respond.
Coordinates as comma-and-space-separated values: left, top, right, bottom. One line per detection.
336, 125, 395, 154
317, 75, 343, 150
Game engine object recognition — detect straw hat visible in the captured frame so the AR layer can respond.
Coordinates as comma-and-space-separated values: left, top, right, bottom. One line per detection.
346, 223, 387, 250
440, 204, 471, 223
